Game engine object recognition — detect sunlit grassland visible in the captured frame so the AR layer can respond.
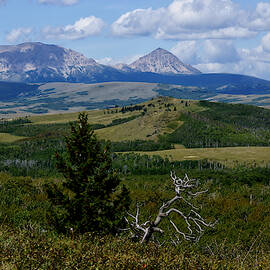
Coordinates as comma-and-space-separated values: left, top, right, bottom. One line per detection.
0, 133, 27, 143
96, 98, 202, 141
29, 109, 140, 125
130, 146, 270, 167
27, 97, 203, 141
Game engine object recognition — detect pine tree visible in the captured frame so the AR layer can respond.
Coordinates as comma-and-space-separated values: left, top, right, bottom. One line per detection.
48, 112, 130, 234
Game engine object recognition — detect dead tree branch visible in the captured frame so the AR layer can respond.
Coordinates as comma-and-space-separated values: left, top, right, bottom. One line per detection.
124, 171, 216, 244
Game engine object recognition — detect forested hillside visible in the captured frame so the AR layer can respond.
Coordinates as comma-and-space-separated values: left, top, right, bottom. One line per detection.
165, 100, 270, 148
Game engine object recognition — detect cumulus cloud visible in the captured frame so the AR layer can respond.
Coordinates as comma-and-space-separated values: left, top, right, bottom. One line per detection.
171, 39, 240, 66
111, 8, 165, 37
111, 0, 253, 40
97, 54, 143, 66
171, 41, 200, 64
248, 2, 270, 31
6, 27, 33, 43
37, 0, 79, 5
202, 40, 240, 63
181, 33, 270, 80
112, 0, 270, 79
42, 16, 105, 40
162, 0, 240, 32
157, 27, 256, 40
197, 59, 270, 80
262, 32, 270, 53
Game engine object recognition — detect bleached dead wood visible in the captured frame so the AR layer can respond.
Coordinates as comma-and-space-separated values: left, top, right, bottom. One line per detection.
124, 171, 216, 244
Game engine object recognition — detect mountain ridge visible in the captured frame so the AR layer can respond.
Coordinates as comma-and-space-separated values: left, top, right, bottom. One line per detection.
0, 42, 200, 83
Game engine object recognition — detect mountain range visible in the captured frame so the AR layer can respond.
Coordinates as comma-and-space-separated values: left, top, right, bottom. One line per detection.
0, 42, 200, 83
0, 42, 270, 91
1, 42, 270, 116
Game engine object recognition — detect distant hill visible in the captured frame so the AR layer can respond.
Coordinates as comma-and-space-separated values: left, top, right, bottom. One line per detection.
0, 79, 270, 118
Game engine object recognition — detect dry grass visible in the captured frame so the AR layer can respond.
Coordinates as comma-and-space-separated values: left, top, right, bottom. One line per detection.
28, 97, 202, 141
96, 98, 202, 141
29, 110, 138, 126
131, 146, 270, 167
0, 133, 27, 143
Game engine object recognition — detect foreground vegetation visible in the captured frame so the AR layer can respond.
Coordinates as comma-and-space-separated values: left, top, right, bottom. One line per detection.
0, 166, 270, 269
1, 225, 270, 269
0, 99, 270, 268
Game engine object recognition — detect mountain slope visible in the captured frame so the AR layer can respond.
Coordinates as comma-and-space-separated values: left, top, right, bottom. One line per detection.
0, 42, 123, 83
128, 48, 201, 74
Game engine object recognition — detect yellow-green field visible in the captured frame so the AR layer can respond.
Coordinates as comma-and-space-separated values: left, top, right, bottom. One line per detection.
131, 146, 270, 167
29, 97, 203, 141
96, 98, 201, 141
30, 109, 139, 126
0, 133, 27, 143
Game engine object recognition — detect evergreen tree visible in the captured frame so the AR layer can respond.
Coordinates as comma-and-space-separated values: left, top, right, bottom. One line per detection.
47, 112, 130, 234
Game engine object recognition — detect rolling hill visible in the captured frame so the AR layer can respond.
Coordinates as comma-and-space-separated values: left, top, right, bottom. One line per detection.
1, 79, 270, 118
0, 97, 270, 167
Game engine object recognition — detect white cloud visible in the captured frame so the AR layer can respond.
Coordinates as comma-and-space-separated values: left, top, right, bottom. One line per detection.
171, 41, 200, 64
37, 0, 79, 5
165, 0, 240, 31
156, 27, 256, 40
171, 39, 240, 65
188, 33, 270, 80
42, 16, 105, 40
111, 8, 165, 36
248, 2, 270, 31
111, 0, 252, 40
262, 32, 270, 53
195, 61, 266, 80
96, 57, 114, 65
96, 54, 143, 66
6, 27, 33, 43
202, 40, 240, 63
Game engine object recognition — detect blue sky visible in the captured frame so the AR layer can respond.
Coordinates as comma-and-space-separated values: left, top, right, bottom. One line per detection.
1, 0, 270, 80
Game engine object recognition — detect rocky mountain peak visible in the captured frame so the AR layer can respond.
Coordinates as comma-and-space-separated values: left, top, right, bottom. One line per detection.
128, 48, 201, 75
0, 42, 100, 82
